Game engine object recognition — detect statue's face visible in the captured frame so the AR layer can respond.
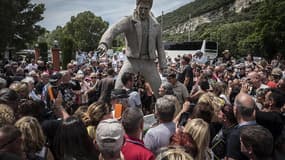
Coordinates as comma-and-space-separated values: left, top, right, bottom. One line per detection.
137, 3, 151, 20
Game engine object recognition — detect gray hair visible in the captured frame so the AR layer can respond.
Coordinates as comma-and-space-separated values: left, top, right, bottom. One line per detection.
161, 82, 174, 95
234, 93, 256, 118
121, 107, 143, 134
0, 78, 7, 89
155, 97, 176, 122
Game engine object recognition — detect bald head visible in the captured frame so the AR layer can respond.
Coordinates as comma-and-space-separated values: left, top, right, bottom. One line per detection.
247, 71, 259, 78
234, 93, 256, 121
247, 71, 261, 88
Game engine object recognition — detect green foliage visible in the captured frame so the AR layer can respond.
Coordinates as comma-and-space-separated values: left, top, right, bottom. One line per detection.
158, 0, 235, 30
38, 42, 48, 62
61, 36, 75, 69
162, 0, 285, 58
63, 11, 109, 51
250, 0, 285, 57
0, 0, 45, 53
197, 21, 256, 56
46, 26, 65, 48
238, 32, 263, 57
45, 11, 108, 63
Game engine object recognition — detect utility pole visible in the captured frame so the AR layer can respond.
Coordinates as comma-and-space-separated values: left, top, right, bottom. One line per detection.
188, 14, 191, 42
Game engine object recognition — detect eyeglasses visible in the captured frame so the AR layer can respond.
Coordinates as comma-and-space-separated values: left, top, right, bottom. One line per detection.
91, 77, 96, 79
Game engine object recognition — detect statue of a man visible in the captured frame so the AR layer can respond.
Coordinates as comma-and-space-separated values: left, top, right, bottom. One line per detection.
97, 0, 167, 96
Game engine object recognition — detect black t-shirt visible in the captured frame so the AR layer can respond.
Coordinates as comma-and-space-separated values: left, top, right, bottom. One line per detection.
35, 81, 45, 95
41, 119, 62, 158
177, 64, 193, 91
256, 111, 284, 141
226, 124, 257, 160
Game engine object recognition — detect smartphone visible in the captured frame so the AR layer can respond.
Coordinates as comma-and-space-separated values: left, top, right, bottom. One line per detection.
114, 103, 123, 119
178, 112, 190, 127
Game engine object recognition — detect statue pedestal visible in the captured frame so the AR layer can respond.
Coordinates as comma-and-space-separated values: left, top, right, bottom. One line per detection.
52, 48, 60, 71
35, 48, 40, 62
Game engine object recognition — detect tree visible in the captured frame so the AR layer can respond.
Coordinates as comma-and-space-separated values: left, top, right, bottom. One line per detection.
38, 42, 48, 62
63, 11, 108, 51
0, 0, 17, 52
61, 36, 76, 69
249, 0, 285, 58
0, 0, 45, 53
189, 21, 255, 56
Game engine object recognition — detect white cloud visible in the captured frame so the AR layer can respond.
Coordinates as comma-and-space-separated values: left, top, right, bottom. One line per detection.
32, 0, 193, 31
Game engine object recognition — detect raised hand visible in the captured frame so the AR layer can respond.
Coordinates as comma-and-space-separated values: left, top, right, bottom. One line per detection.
97, 43, 108, 58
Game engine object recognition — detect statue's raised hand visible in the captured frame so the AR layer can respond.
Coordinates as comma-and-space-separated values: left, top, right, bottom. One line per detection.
97, 43, 108, 57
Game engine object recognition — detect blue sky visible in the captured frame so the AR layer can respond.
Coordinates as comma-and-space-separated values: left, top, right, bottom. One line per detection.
31, 0, 193, 31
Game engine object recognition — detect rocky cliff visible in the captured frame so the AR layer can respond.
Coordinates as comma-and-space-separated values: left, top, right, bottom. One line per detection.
163, 0, 263, 35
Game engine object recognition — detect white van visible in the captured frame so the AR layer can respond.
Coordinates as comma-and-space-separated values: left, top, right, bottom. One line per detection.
164, 40, 218, 61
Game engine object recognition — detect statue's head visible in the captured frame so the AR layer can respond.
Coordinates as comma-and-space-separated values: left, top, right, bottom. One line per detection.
136, 0, 153, 20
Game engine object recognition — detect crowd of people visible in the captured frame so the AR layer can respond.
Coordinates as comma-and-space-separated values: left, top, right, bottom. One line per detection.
0, 48, 284, 160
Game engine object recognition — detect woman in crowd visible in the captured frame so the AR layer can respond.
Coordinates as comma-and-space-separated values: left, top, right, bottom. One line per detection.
53, 116, 99, 160
9, 81, 29, 99
136, 74, 156, 114
81, 102, 113, 140
184, 118, 213, 160
15, 116, 54, 160
169, 131, 198, 158
211, 81, 230, 105
189, 78, 209, 104
211, 104, 237, 159
156, 147, 194, 160
0, 104, 15, 127
0, 88, 20, 118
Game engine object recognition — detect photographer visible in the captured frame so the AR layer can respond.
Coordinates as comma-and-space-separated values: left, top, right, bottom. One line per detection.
58, 70, 80, 115
193, 51, 208, 65
241, 71, 268, 97
43, 72, 62, 111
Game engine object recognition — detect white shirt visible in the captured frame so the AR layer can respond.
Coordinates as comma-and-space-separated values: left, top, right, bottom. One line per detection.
194, 55, 208, 64
26, 63, 38, 72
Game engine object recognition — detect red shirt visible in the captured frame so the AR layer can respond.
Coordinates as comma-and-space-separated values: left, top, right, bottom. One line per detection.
121, 134, 155, 160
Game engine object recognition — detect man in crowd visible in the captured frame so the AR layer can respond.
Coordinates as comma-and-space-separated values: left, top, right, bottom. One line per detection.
97, 0, 167, 96
25, 59, 38, 72
256, 88, 285, 140
193, 51, 208, 64
58, 70, 78, 114
144, 97, 176, 154
121, 107, 155, 160
167, 72, 189, 106
96, 68, 115, 103
95, 119, 125, 160
121, 72, 142, 108
267, 67, 283, 88
240, 125, 274, 160
177, 55, 194, 92
226, 92, 258, 160
246, 71, 268, 97
0, 125, 25, 159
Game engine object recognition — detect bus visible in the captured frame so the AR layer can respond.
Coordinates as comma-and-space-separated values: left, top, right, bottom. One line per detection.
164, 40, 218, 60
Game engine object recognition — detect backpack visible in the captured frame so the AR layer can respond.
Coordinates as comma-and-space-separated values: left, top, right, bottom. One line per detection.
211, 128, 226, 159
27, 146, 48, 160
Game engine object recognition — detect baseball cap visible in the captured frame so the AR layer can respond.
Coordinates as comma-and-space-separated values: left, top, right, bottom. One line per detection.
222, 50, 230, 54
96, 119, 124, 151
49, 72, 62, 83
111, 89, 129, 99
271, 68, 282, 76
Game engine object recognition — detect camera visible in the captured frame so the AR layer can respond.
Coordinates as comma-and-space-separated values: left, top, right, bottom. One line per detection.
178, 103, 195, 127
